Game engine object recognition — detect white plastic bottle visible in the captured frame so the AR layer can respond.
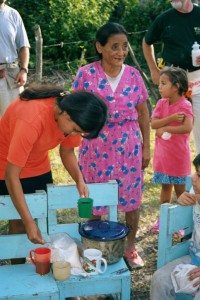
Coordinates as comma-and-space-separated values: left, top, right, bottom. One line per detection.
192, 41, 200, 67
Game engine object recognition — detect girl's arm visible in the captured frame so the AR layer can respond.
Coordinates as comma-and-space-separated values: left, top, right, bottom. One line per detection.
151, 112, 185, 129
158, 115, 193, 135
59, 145, 89, 197
5, 162, 44, 244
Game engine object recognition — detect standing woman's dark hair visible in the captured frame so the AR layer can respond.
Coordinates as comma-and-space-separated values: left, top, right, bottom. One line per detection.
95, 22, 128, 58
20, 84, 108, 139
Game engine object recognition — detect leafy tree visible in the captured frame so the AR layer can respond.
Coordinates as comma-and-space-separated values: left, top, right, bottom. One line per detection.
120, 0, 170, 67
7, 0, 117, 68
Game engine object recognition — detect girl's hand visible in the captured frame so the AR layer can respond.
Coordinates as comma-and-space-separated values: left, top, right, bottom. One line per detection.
177, 192, 196, 206
171, 112, 185, 123
76, 181, 89, 198
187, 267, 200, 287
155, 128, 165, 137
25, 220, 45, 244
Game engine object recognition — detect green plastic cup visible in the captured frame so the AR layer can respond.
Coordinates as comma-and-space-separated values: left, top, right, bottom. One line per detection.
78, 197, 93, 218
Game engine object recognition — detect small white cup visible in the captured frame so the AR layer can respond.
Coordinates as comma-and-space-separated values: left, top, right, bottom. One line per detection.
83, 248, 107, 275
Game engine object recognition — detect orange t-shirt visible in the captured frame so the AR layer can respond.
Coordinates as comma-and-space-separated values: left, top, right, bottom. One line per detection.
0, 98, 82, 179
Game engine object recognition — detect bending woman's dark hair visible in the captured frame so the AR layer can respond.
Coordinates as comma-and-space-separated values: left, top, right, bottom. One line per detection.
95, 22, 128, 59
20, 84, 108, 139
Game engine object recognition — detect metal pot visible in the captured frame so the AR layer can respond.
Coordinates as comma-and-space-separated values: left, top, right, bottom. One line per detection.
79, 220, 129, 264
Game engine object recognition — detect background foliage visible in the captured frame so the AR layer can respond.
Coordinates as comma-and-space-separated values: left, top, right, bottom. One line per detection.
7, 0, 170, 70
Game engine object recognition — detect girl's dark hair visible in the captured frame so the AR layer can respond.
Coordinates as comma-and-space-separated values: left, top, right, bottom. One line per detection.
95, 22, 128, 59
20, 84, 108, 139
160, 67, 189, 99
193, 154, 200, 169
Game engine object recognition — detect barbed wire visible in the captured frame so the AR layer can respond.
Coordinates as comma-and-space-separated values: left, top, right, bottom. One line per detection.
42, 30, 147, 49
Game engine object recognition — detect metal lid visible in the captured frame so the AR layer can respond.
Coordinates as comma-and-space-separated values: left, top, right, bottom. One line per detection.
79, 220, 129, 241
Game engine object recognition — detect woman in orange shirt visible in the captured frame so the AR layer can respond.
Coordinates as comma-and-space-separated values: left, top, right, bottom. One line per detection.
0, 84, 107, 246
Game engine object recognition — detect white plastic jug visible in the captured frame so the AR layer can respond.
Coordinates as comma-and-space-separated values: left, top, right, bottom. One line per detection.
192, 41, 200, 67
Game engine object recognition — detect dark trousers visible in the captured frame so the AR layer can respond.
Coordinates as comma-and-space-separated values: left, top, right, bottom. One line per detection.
0, 171, 53, 264
0, 171, 53, 195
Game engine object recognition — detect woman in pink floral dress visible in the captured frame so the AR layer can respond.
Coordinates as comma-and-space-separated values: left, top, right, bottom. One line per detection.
73, 22, 150, 268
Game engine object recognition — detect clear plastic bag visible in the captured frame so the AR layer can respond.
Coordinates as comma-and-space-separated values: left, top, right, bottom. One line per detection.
48, 233, 82, 269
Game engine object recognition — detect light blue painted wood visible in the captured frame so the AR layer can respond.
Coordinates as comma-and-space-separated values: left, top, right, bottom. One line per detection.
186, 175, 192, 192
47, 180, 118, 238
157, 180, 194, 300
0, 191, 59, 300
57, 259, 130, 298
47, 181, 131, 300
176, 294, 193, 300
0, 192, 47, 220
157, 204, 193, 269
0, 264, 58, 299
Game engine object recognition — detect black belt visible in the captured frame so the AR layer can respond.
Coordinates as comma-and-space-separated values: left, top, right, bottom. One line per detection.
0, 62, 16, 65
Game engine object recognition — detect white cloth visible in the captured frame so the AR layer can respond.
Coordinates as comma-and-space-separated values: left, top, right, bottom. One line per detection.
150, 255, 200, 300
191, 93, 200, 154
105, 64, 125, 92
171, 264, 199, 295
188, 70, 200, 96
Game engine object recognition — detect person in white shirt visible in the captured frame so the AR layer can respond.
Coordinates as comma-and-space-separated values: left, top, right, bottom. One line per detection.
0, 0, 30, 116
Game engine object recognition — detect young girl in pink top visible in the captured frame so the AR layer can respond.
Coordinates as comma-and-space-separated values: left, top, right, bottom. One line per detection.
151, 67, 193, 233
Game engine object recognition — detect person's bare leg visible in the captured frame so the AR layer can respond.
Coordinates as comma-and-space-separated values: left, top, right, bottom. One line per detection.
125, 208, 140, 249
174, 184, 186, 199
9, 220, 26, 264
160, 184, 173, 204
124, 208, 144, 267
88, 215, 101, 221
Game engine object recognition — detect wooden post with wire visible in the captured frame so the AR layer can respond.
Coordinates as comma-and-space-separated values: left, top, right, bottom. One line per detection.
34, 24, 43, 82
128, 43, 159, 115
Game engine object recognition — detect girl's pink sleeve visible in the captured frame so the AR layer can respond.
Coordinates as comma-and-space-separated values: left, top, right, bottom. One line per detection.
181, 101, 193, 119
152, 100, 162, 119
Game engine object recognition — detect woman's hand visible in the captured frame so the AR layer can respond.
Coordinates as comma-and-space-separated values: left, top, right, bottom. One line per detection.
76, 181, 89, 198
25, 220, 45, 244
142, 145, 150, 169
187, 266, 200, 287
177, 192, 196, 206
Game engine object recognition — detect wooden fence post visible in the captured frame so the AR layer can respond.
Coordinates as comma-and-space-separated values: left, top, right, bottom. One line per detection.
34, 24, 43, 82
128, 43, 159, 115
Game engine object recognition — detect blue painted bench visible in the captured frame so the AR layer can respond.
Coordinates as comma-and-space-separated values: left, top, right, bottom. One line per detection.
157, 176, 194, 300
0, 191, 59, 300
47, 180, 131, 300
